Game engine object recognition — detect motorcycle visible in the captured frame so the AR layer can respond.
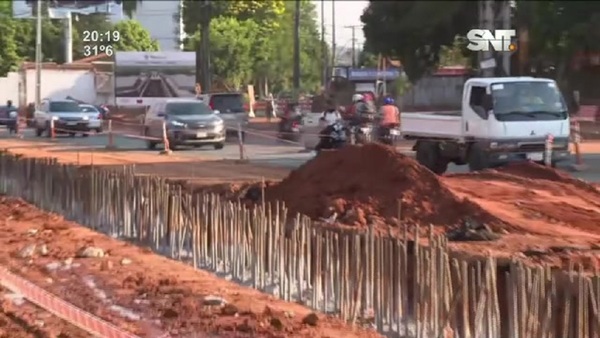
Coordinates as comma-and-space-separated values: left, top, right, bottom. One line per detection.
348, 114, 374, 145
315, 120, 348, 154
377, 124, 401, 145
277, 114, 303, 143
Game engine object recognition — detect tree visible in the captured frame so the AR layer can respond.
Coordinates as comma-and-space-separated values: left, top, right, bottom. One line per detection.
188, 18, 257, 90
361, 1, 477, 83
516, 1, 600, 83
265, 0, 324, 93
0, 2, 20, 76
112, 19, 159, 51
114, 0, 142, 18
181, 0, 285, 36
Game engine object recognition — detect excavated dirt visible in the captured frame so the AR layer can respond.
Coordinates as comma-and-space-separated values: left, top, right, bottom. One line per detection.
0, 197, 379, 338
264, 143, 500, 229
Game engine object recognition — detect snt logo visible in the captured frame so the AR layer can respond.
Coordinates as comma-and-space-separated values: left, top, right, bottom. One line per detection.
466, 29, 517, 52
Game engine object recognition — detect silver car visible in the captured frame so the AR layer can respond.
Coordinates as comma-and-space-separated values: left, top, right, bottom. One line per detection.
143, 99, 225, 150
34, 99, 102, 137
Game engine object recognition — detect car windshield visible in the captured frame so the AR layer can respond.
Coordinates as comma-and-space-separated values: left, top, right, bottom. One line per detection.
211, 94, 244, 113
80, 105, 99, 113
491, 81, 567, 121
166, 102, 212, 115
50, 101, 82, 113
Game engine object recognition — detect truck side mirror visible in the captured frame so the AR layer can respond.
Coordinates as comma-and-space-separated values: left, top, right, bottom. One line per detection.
482, 94, 493, 112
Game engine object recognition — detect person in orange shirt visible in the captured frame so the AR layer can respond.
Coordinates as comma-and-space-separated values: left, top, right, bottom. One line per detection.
378, 96, 400, 127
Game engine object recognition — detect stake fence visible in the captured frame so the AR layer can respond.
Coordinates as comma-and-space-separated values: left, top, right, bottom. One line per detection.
0, 152, 598, 338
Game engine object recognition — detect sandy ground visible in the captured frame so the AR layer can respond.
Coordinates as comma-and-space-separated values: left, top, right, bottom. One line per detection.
0, 197, 379, 338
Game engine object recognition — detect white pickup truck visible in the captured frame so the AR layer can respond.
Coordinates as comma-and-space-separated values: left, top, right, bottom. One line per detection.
401, 77, 571, 174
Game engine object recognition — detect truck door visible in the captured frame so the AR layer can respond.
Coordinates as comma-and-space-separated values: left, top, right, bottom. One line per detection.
462, 84, 489, 139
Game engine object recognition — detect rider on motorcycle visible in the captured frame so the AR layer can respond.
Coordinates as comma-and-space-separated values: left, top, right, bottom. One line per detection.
321, 101, 342, 126
278, 102, 300, 132
378, 96, 400, 127
315, 101, 345, 152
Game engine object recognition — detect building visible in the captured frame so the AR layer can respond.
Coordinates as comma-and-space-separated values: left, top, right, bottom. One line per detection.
111, 1, 184, 51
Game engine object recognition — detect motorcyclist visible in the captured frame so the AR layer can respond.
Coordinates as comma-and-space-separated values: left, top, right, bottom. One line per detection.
315, 101, 344, 152
320, 101, 342, 126
278, 102, 300, 132
378, 97, 400, 128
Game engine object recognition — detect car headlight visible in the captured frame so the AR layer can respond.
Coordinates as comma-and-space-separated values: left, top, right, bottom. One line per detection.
170, 120, 187, 128
52, 116, 59, 121
82, 116, 89, 120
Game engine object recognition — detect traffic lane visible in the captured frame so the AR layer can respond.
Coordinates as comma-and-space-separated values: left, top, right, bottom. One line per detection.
8, 129, 307, 162
251, 152, 600, 182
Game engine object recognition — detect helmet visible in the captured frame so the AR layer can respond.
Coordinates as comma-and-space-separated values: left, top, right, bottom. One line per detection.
384, 97, 394, 105
6, 100, 12, 106
352, 94, 364, 103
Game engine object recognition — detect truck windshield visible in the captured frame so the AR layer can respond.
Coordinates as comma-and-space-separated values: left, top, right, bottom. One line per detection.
491, 81, 567, 121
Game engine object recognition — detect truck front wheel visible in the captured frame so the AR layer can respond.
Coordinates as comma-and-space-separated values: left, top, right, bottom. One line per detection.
416, 141, 448, 175
467, 143, 490, 171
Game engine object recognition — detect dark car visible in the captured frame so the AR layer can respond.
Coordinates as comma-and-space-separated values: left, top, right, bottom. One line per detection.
0, 105, 18, 126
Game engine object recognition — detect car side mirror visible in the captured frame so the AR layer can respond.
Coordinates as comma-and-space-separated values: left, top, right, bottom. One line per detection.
213, 110, 220, 114
157, 112, 166, 118
482, 94, 493, 112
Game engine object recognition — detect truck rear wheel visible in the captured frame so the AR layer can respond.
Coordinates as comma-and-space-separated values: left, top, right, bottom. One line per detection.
416, 141, 448, 175
467, 143, 490, 171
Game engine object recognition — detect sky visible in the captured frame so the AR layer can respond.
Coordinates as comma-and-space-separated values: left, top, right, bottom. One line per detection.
313, 0, 369, 51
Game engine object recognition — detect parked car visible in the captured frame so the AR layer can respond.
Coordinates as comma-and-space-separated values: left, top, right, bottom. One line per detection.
143, 99, 225, 150
34, 99, 103, 137
197, 92, 248, 140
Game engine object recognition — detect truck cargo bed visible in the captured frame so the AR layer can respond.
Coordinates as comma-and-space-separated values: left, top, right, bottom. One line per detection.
401, 111, 463, 139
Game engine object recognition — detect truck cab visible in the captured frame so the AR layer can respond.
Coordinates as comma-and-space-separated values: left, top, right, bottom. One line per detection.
401, 77, 571, 174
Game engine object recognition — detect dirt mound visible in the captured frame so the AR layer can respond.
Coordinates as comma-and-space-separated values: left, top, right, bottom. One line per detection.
265, 144, 499, 228
496, 162, 599, 194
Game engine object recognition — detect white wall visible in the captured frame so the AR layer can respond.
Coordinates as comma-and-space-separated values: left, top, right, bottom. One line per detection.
0, 69, 98, 106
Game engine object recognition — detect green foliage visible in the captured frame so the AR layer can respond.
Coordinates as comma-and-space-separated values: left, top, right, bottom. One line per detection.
182, 0, 324, 93
361, 1, 477, 83
112, 20, 159, 51
182, 0, 285, 36
517, 0, 600, 81
188, 18, 258, 89
0, 3, 20, 76
0, 0, 157, 73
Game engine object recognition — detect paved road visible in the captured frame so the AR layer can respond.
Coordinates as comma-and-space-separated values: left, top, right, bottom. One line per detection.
6, 128, 600, 182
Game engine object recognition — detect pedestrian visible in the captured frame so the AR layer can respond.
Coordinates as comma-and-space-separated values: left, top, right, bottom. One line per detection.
265, 93, 276, 122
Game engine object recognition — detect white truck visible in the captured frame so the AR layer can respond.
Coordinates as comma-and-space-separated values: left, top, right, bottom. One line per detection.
401, 77, 571, 174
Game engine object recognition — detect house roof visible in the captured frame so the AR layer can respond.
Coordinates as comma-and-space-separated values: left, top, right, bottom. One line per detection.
72, 53, 111, 64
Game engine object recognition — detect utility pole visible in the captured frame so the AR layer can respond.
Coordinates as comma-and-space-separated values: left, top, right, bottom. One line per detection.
331, 1, 336, 68
478, 0, 512, 77
35, 0, 42, 109
196, 0, 211, 94
320, 0, 326, 88
293, 0, 301, 92
345, 25, 362, 68
64, 12, 73, 63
